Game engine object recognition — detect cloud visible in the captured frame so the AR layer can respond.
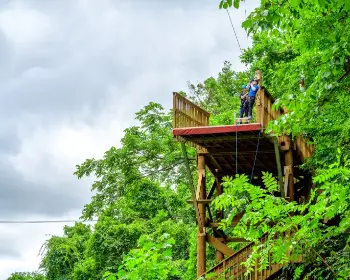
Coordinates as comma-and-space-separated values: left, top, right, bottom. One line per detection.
0, 161, 82, 218
0, 0, 258, 277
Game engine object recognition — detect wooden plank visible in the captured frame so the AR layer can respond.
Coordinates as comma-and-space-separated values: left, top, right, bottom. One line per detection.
208, 149, 276, 155
273, 137, 285, 197
196, 169, 205, 199
284, 170, 289, 198
207, 154, 223, 174
226, 237, 249, 242
206, 204, 213, 223
187, 199, 212, 204
172, 92, 176, 129
173, 92, 210, 117
173, 109, 204, 126
184, 135, 262, 143
197, 154, 207, 277
206, 181, 217, 199
207, 235, 235, 256
214, 176, 225, 262
173, 92, 210, 130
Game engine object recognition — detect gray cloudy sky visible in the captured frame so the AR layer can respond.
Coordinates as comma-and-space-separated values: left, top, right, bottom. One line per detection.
0, 0, 257, 277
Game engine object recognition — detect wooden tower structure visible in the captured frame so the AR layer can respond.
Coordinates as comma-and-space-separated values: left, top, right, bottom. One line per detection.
172, 71, 314, 279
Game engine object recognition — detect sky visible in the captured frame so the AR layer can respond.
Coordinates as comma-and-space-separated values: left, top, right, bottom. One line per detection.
0, 0, 257, 278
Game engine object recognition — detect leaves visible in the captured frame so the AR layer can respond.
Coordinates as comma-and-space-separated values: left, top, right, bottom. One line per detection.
7, 0, 350, 278
6, 272, 46, 280
290, 0, 301, 8
113, 234, 181, 280
213, 158, 350, 277
219, 0, 240, 9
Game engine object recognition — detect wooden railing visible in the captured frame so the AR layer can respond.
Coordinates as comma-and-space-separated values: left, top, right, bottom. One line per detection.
257, 87, 314, 162
256, 88, 283, 130
294, 136, 314, 162
200, 235, 283, 280
173, 92, 210, 129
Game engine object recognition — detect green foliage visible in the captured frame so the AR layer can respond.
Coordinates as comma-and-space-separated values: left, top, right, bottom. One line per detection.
35, 94, 213, 279
213, 1, 350, 278
39, 223, 92, 280
235, 0, 350, 167
9, 0, 350, 276
7, 272, 46, 280
219, 0, 242, 9
87, 217, 144, 275
75, 102, 188, 220
102, 233, 181, 280
188, 61, 249, 125
213, 152, 350, 278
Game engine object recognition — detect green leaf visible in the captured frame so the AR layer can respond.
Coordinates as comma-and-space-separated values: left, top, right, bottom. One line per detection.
233, 0, 240, 9
271, 29, 279, 37
290, 0, 300, 7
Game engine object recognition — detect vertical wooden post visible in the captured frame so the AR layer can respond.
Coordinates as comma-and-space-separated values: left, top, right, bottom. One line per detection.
215, 177, 224, 262
285, 139, 294, 201
254, 70, 264, 129
273, 137, 285, 198
197, 154, 206, 277
172, 92, 176, 129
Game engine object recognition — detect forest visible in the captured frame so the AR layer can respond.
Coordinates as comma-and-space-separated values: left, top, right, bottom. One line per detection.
7, 0, 350, 279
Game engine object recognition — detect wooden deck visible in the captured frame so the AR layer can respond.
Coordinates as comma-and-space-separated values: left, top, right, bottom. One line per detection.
173, 123, 279, 177
172, 70, 313, 279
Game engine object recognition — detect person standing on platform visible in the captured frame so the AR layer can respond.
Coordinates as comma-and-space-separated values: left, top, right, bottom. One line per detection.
239, 85, 248, 118
247, 79, 259, 120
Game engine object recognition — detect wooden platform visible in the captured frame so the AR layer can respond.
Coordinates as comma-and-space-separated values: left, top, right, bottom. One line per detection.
172, 72, 313, 279
173, 123, 280, 177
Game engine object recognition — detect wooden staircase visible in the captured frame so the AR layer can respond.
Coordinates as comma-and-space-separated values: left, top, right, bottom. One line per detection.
198, 235, 283, 279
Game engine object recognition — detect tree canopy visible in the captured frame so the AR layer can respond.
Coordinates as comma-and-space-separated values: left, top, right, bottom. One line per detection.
7, 0, 350, 279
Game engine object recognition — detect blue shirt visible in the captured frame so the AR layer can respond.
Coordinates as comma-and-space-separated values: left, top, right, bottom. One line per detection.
248, 84, 259, 97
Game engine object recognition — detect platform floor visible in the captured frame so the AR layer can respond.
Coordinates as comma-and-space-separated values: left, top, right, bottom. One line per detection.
173, 124, 281, 177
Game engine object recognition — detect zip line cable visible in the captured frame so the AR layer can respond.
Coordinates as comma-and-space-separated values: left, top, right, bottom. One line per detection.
0, 220, 97, 224
226, 9, 242, 53
225, 8, 253, 74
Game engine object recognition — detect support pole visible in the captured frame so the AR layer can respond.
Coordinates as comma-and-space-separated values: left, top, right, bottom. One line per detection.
285, 139, 294, 201
215, 177, 224, 262
181, 143, 203, 231
273, 137, 285, 198
197, 154, 206, 277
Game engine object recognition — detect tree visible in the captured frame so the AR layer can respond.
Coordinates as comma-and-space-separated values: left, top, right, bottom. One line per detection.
103, 234, 181, 280
214, 153, 350, 279
39, 223, 92, 280
188, 61, 249, 125
7, 272, 46, 280
219, 0, 350, 166
7, 62, 265, 279
74, 102, 190, 220
215, 0, 350, 278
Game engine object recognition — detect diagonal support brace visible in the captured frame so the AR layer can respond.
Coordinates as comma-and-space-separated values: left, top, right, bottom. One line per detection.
181, 142, 204, 233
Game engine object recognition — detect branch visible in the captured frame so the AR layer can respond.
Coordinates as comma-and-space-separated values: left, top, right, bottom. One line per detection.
337, 69, 350, 83
309, 247, 338, 278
